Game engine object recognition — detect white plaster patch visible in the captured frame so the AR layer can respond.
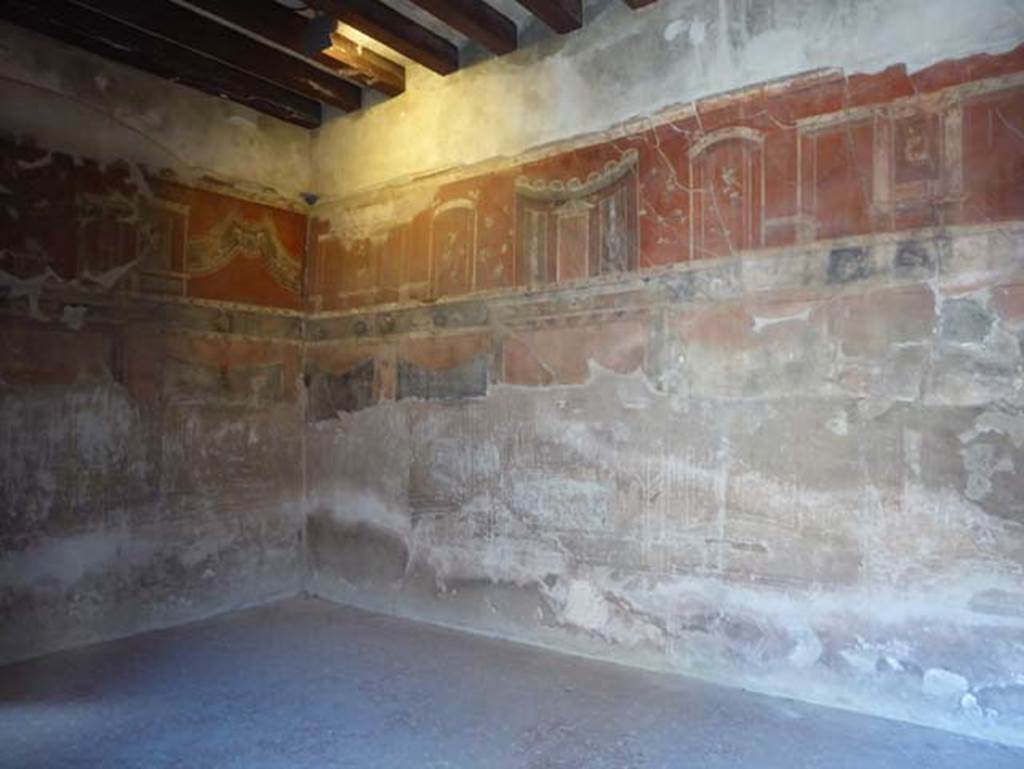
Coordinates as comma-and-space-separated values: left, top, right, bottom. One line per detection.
688, 20, 707, 46
786, 622, 824, 668
312, 486, 411, 541
562, 579, 611, 632
826, 409, 849, 437
664, 20, 687, 42
751, 306, 812, 333
425, 536, 567, 589
922, 668, 969, 699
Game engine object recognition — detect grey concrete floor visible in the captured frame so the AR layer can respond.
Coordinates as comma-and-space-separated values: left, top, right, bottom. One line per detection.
1, 598, 1021, 769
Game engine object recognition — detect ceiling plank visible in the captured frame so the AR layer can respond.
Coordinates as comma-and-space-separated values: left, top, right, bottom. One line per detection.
74, 0, 361, 112
407, 0, 516, 56
309, 0, 459, 76
622, 0, 658, 7
514, 0, 581, 34
0, 0, 322, 127
178, 0, 404, 98
324, 33, 405, 98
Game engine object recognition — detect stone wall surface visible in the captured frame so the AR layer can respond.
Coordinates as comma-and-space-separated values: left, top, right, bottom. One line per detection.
1, 2, 1023, 748
0, 128, 309, 662
0, 300, 307, 663
305, 223, 1024, 745
0, 22, 312, 200
302, 42, 1024, 745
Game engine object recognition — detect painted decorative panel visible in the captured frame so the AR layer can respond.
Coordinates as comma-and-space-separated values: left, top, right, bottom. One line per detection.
0, 138, 308, 311
514, 150, 639, 287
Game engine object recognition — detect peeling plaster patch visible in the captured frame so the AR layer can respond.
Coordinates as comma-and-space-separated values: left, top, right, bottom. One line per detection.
316, 182, 441, 240
840, 647, 878, 675
922, 668, 970, 700
962, 443, 1014, 501
310, 486, 411, 543
425, 535, 567, 589
785, 622, 823, 668
751, 306, 812, 333
826, 409, 849, 437
688, 19, 707, 46
562, 580, 610, 633
960, 412, 1024, 449
664, 20, 687, 42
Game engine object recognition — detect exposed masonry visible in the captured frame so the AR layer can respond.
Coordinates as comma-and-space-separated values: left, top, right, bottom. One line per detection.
3, 220, 1022, 746
301, 222, 1024, 747
2, 9, 1023, 750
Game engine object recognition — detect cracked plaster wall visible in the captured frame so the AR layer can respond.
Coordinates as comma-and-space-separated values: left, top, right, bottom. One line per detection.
0, 306, 307, 664
0, 21, 312, 201
2, 0, 1024, 750
304, 225, 1024, 746
312, 0, 1024, 199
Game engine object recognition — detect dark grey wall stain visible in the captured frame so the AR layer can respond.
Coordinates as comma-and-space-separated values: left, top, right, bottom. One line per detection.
397, 354, 488, 401
827, 247, 872, 284
163, 359, 285, 404
306, 359, 376, 420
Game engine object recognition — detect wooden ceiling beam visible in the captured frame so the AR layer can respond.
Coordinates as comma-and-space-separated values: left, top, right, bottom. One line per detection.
178, 0, 404, 98
75, 0, 361, 112
309, 0, 459, 76
323, 34, 405, 98
514, 0, 581, 34
407, 0, 516, 56
0, 0, 323, 127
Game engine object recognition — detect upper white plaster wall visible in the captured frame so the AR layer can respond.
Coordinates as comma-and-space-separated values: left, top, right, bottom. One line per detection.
311, 0, 1024, 200
0, 22, 312, 199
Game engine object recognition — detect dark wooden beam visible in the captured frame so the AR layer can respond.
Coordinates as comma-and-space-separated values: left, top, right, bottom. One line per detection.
622, 0, 657, 7
0, 0, 322, 127
179, 0, 404, 97
407, 0, 516, 56
75, 0, 361, 112
514, 0, 581, 34
324, 33, 405, 98
309, 0, 458, 76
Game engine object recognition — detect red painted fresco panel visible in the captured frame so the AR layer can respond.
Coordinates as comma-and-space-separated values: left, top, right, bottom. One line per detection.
0, 137, 307, 311
4, 44, 1024, 317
